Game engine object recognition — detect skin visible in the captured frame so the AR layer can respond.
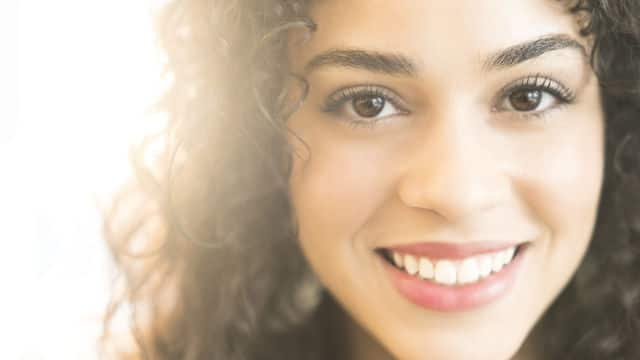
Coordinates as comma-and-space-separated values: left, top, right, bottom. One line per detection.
286, 1, 605, 359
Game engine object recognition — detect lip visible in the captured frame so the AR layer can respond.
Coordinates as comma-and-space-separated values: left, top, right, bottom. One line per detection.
386, 240, 525, 260
381, 243, 529, 312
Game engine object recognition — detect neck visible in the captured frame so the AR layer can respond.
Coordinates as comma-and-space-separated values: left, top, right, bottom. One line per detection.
344, 315, 395, 360
323, 296, 394, 360
510, 323, 541, 360
330, 299, 540, 360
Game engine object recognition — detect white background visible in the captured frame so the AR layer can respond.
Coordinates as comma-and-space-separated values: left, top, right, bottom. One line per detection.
1, 0, 165, 358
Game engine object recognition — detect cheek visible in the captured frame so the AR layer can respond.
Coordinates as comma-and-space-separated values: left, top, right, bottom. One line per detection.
544, 143, 602, 219
288, 136, 392, 247
518, 115, 604, 281
287, 138, 381, 293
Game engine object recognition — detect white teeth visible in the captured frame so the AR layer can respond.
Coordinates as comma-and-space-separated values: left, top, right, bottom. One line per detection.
404, 255, 418, 275
478, 256, 493, 278
388, 245, 519, 286
503, 247, 515, 264
434, 260, 457, 285
457, 258, 480, 284
392, 252, 404, 268
418, 257, 434, 279
492, 252, 505, 272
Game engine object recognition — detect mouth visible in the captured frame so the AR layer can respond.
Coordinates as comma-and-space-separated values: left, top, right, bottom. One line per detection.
376, 242, 531, 311
377, 242, 528, 285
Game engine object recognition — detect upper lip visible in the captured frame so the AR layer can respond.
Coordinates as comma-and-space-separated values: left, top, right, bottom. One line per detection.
382, 240, 528, 260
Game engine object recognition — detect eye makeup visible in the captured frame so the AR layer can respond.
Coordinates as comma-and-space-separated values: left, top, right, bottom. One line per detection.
320, 84, 410, 129
498, 73, 576, 105
321, 84, 409, 115
319, 73, 578, 129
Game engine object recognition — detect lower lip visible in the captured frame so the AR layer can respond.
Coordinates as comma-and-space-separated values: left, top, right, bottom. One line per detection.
382, 246, 528, 312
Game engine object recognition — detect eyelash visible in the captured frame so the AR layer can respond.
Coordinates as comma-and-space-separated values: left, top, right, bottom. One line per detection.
321, 74, 576, 129
321, 85, 409, 128
495, 73, 577, 119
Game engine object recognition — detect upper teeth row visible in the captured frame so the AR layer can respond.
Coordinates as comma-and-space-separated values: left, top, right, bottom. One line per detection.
391, 246, 517, 286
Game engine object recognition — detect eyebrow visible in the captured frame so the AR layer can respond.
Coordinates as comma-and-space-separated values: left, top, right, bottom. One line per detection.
303, 49, 418, 76
302, 34, 587, 76
482, 34, 587, 71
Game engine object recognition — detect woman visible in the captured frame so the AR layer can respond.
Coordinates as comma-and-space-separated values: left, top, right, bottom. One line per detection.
103, 0, 640, 359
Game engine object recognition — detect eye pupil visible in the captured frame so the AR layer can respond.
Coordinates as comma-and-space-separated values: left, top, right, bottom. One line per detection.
353, 95, 385, 117
509, 89, 542, 111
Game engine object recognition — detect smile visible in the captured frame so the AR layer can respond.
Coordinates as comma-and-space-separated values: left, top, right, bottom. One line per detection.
377, 241, 531, 312
386, 245, 519, 285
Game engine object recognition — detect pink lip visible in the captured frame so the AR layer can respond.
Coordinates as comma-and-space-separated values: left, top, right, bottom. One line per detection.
382, 244, 528, 312
387, 241, 523, 260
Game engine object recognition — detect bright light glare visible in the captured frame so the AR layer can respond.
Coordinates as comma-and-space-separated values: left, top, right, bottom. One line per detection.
1, 0, 166, 358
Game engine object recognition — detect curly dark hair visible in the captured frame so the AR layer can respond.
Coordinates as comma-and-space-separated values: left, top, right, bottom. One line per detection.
101, 0, 640, 359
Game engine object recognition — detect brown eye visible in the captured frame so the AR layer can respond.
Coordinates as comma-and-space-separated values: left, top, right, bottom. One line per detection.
509, 89, 542, 111
323, 85, 407, 124
352, 95, 386, 118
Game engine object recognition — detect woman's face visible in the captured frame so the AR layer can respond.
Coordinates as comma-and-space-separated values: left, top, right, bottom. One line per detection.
287, 1, 604, 359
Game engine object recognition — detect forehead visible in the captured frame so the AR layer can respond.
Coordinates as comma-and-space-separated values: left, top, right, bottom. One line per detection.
291, 0, 584, 71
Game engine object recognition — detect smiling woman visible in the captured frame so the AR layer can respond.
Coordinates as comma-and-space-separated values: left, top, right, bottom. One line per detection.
103, 1, 640, 359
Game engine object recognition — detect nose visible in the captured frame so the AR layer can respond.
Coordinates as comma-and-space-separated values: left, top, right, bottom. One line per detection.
396, 111, 512, 224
